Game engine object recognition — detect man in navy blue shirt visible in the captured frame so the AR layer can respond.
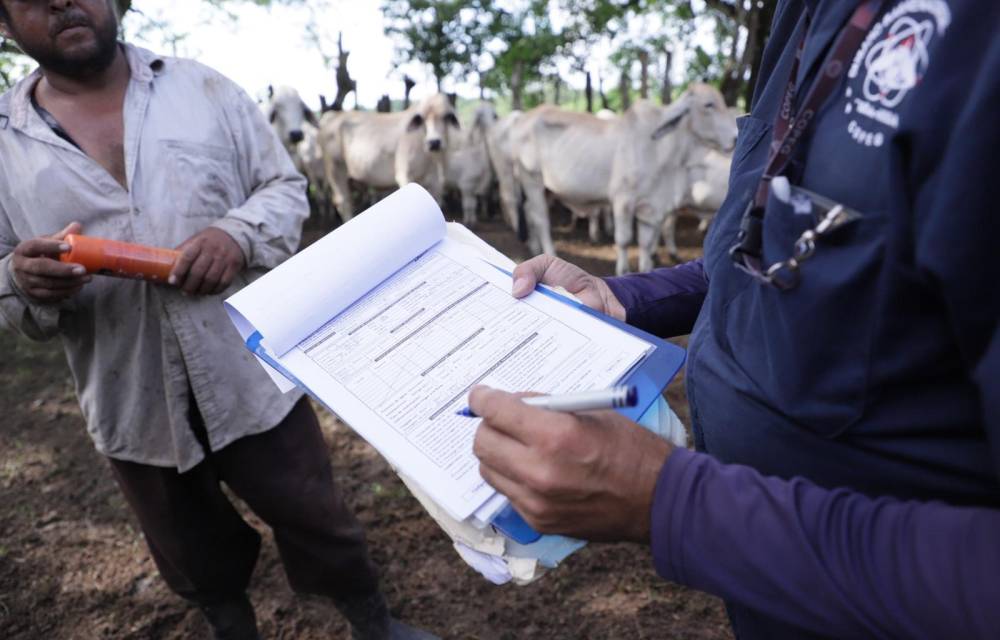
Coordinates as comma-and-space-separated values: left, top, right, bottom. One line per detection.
470, 0, 999, 637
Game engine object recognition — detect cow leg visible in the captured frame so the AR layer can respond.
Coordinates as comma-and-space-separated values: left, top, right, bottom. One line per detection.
661, 212, 680, 263
330, 172, 354, 222
323, 149, 354, 222
637, 217, 663, 273
522, 178, 555, 256
496, 175, 518, 232
461, 190, 478, 228
697, 213, 713, 234
613, 198, 634, 276
588, 213, 601, 244
320, 185, 337, 229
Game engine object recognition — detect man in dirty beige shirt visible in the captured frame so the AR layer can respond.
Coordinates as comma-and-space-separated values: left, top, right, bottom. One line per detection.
0, 2, 435, 639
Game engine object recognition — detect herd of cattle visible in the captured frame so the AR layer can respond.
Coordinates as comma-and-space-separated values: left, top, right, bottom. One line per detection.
264, 83, 739, 275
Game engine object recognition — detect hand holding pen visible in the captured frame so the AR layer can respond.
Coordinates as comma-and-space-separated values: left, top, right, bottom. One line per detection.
468, 384, 672, 543
457, 385, 638, 418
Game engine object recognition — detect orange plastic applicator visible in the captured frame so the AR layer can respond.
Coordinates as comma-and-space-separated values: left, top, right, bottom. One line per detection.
59, 234, 180, 282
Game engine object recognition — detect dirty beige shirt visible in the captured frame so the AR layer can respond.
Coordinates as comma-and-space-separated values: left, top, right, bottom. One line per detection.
0, 45, 307, 471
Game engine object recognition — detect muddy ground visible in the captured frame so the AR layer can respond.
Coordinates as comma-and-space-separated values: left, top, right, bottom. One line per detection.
0, 207, 732, 639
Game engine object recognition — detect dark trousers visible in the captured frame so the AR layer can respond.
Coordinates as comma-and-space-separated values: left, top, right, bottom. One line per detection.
108, 397, 379, 606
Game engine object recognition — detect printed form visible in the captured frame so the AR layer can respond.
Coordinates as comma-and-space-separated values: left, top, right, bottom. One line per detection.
283, 242, 651, 520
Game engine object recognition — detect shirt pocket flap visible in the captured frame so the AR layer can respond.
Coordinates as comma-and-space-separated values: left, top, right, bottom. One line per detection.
161, 140, 239, 218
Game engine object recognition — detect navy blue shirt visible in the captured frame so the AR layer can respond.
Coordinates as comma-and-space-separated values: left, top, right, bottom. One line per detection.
607, 0, 999, 637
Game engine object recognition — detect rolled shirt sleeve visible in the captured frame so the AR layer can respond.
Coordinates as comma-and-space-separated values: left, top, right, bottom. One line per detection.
604, 258, 709, 338
210, 80, 308, 271
0, 225, 62, 342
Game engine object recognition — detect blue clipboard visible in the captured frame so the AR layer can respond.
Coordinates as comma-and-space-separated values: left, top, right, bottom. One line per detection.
484, 268, 687, 544
243, 269, 687, 545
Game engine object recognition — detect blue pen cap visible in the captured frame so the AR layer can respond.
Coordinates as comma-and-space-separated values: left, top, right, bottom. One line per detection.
626, 385, 638, 407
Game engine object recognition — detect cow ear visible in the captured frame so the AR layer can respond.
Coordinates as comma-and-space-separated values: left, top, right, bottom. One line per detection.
445, 113, 460, 129
302, 102, 319, 127
407, 114, 425, 131
651, 105, 688, 140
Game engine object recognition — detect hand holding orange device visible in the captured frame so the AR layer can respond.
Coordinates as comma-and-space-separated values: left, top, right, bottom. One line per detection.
59, 234, 181, 282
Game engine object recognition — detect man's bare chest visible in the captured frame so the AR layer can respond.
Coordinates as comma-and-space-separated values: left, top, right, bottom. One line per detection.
57, 110, 127, 189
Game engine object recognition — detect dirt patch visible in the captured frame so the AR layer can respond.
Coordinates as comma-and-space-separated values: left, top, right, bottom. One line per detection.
0, 208, 730, 639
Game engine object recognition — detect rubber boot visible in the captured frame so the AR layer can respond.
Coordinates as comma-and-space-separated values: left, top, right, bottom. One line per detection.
334, 591, 440, 640
197, 593, 261, 640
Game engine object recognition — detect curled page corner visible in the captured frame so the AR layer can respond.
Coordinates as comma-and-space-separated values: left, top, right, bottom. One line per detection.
225, 184, 446, 358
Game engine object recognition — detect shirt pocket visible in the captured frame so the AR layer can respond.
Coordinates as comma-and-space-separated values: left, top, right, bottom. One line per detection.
161, 140, 238, 218
721, 191, 888, 438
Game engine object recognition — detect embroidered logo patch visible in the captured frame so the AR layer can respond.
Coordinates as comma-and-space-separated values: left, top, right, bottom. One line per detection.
843, 0, 951, 147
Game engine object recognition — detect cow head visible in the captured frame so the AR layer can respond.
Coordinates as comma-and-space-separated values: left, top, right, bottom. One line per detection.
469, 102, 498, 143
407, 93, 460, 153
651, 83, 737, 152
266, 85, 319, 149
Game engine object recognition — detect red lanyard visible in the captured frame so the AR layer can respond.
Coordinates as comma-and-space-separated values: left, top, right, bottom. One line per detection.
754, 0, 885, 208
732, 0, 886, 272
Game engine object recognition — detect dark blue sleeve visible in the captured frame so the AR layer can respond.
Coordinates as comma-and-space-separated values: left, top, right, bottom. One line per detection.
603, 259, 708, 338
651, 447, 1000, 638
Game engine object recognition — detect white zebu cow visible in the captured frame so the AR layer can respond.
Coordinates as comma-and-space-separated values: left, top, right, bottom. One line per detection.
562, 108, 618, 244
511, 84, 737, 274
264, 86, 334, 222
446, 103, 497, 227
318, 93, 460, 220
264, 85, 318, 152
484, 110, 523, 233
661, 147, 733, 262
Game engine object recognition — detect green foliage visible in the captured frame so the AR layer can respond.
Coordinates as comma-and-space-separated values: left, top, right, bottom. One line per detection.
0, 0, 770, 107
381, 0, 564, 98
382, 0, 475, 91
482, 1, 563, 91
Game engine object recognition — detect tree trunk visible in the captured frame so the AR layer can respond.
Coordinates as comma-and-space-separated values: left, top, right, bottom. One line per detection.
618, 70, 631, 111
719, 3, 746, 105
479, 70, 486, 100
511, 60, 525, 111
744, 4, 776, 108
403, 75, 416, 109
332, 32, 356, 111
660, 49, 673, 105
553, 75, 562, 105
598, 73, 610, 110
638, 50, 650, 99
585, 71, 594, 113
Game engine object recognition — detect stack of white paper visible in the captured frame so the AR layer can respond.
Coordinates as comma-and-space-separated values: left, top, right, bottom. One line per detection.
225, 184, 652, 523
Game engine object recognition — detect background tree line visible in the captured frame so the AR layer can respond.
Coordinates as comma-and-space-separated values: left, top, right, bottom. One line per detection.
0, 0, 774, 111
382, 0, 775, 111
